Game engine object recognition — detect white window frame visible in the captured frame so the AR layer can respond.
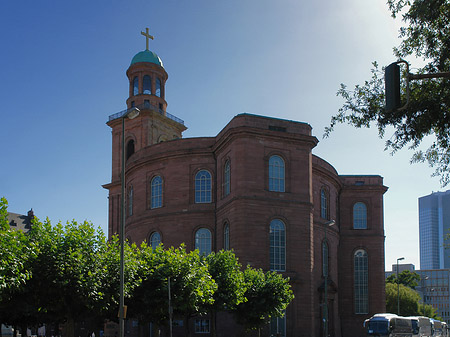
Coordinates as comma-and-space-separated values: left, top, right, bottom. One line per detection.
270, 219, 286, 271
195, 170, 212, 203
354, 249, 369, 314
353, 202, 367, 229
195, 228, 212, 256
194, 319, 210, 333
150, 175, 163, 209
269, 155, 285, 192
149, 232, 161, 249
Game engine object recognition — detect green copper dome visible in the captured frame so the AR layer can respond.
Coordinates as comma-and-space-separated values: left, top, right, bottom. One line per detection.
130, 50, 164, 67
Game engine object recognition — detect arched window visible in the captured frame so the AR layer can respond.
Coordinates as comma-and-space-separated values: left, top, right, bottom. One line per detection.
151, 176, 163, 209
224, 160, 230, 197
133, 76, 139, 96
321, 188, 329, 220
156, 78, 161, 97
195, 170, 212, 203
195, 228, 212, 256
354, 249, 369, 314
143, 75, 151, 95
224, 222, 230, 250
126, 139, 135, 161
149, 232, 161, 249
353, 202, 367, 229
270, 219, 286, 271
128, 186, 133, 216
269, 155, 285, 192
322, 240, 329, 277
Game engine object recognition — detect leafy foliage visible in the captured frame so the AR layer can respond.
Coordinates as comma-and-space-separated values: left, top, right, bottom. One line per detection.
386, 270, 421, 289
386, 282, 420, 316
206, 250, 246, 312
0, 198, 33, 298
235, 267, 294, 331
385, 272, 441, 319
325, 0, 450, 185
0, 198, 294, 335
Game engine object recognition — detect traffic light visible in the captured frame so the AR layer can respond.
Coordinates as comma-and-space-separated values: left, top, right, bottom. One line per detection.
385, 62, 401, 112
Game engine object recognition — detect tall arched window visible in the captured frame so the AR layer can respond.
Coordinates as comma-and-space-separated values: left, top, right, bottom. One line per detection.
354, 249, 369, 314
322, 240, 329, 277
195, 228, 212, 256
270, 219, 286, 271
128, 186, 133, 216
133, 76, 139, 96
126, 139, 135, 161
269, 155, 285, 192
224, 222, 230, 250
143, 75, 151, 95
149, 232, 161, 249
156, 78, 161, 97
195, 170, 212, 203
321, 188, 329, 220
151, 176, 163, 209
224, 160, 230, 197
353, 202, 367, 229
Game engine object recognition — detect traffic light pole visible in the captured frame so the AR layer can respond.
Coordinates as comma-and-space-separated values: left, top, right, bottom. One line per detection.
385, 60, 450, 112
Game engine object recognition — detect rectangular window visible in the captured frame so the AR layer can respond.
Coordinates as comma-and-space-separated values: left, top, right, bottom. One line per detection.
194, 319, 210, 333
270, 313, 286, 337
354, 250, 369, 314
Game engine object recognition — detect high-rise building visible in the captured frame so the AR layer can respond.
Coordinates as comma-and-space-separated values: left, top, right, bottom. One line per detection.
419, 190, 450, 269
104, 30, 388, 337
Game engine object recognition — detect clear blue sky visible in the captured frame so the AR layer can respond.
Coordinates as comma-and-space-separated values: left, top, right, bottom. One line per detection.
0, 0, 443, 270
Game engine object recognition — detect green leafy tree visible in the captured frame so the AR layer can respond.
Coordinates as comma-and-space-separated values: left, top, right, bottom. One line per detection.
385, 279, 441, 320
27, 219, 110, 336
419, 302, 441, 320
386, 282, 420, 316
93, 235, 142, 322
206, 250, 247, 337
325, 0, 450, 185
0, 198, 33, 298
235, 267, 294, 336
0, 216, 119, 337
386, 270, 421, 289
127, 245, 217, 337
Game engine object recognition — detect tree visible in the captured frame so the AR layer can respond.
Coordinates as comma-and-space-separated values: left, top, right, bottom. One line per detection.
234, 267, 294, 336
206, 250, 246, 337
0, 215, 120, 337
386, 282, 420, 316
0, 198, 33, 299
127, 244, 217, 337
385, 274, 441, 320
325, 0, 450, 185
386, 270, 421, 289
419, 302, 441, 320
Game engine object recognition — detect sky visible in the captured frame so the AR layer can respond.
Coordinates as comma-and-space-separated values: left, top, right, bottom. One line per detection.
0, 0, 444, 270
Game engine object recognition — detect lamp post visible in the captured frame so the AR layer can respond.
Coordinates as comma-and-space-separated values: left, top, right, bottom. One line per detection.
396, 257, 405, 315
323, 220, 335, 337
119, 107, 140, 337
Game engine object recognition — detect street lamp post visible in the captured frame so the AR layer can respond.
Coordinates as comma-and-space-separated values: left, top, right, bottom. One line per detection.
323, 220, 335, 337
119, 107, 140, 337
396, 257, 405, 315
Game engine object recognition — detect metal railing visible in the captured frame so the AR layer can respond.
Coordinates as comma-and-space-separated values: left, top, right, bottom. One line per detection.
108, 102, 184, 125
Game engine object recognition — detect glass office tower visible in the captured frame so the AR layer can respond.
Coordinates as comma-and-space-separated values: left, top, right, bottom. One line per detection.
419, 190, 450, 269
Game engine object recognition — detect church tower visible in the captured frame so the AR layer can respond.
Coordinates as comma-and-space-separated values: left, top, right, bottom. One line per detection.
104, 28, 187, 235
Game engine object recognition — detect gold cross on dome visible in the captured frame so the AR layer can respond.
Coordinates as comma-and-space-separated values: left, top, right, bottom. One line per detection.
141, 27, 154, 50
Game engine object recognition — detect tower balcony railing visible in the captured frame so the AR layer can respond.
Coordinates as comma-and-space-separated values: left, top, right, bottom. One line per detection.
108, 102, 184, 125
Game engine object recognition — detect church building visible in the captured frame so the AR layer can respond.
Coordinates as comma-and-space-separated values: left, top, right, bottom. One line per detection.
104, 29, 388, 337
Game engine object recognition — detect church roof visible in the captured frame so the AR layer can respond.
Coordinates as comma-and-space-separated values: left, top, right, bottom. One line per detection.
7, 211, 33, 232
130, 50, 164, 68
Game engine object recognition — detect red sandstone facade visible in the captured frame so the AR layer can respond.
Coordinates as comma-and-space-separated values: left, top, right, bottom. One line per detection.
104, 47, 387, 337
